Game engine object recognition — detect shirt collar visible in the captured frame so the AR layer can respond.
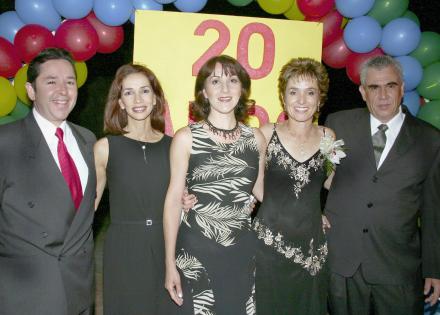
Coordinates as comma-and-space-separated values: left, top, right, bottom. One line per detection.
370, 106, 405, 135
33, 108, 68, 139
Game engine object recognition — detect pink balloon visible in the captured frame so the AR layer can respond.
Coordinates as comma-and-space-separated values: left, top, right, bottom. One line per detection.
14, 24, 55, 63
85, 12, 124, 54
297, 0, 335, 18
0, 37, 21, 78
346, 48, 384, 84
322, 33, 353, 69
54, 19, 99, 61
306, 9, 343, 47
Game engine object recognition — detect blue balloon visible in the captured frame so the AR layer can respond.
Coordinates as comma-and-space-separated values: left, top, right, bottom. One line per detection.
15, 0, 61, 31
0, 11, 25, 43
380, 18, 421, 56
94, 0, 133, 27
155, 0, 176, 3
343, 16, 382, 53
52, 0, 93, 19
335, 0, 374, 18
130, 0, 163, 24
395, 56, 423, 91
403, 90, 421, 116
174, 0, 208, 12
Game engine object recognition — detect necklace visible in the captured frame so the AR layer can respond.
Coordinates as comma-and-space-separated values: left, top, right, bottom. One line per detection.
140, 143, 147, 164
205, 118, 240, 140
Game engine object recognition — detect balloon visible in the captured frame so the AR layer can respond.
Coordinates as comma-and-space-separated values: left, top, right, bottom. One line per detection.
335, 0, 374, 18
155, 0, 176, 3
417, 100, 440, 130
130, 0, 163, 23
52, 0, 93, 19
410, 32, 440, 68
227, 0, 254, 6
13, 64, 31, 105
85, 12, 124, 54
322, 33, 353, 69
343, 16, 382, 53
74, 61, 88, 88
368, 0, 409, 26
54, 19, 99, 61
94, 0, 133, 27
401, 10, 420, 27
403, 90, 421, 116
257, 0, 292, 15
417, 62, 440, 100
0, 77, 17, 117
0, 11, 25, 43
284, 0, 305, 20
15, 0, 61, 31
395, 56, 423, 92
380, 18, 421, 57
14, 24, 55, 64
297, 0, 334, 18
0, 38, 22, 78
346, 48, 384, 85
0, 115, 16, 125
173, 0, 208, 12
306, 9, 343, 47
9, 99, 30, 120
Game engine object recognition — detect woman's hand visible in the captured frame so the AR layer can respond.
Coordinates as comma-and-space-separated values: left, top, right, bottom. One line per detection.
165, 266, 184, 306
322, 215, 331, 233
182, 187, 197, 213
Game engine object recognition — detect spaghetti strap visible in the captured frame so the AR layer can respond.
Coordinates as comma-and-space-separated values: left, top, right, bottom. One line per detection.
322, 127, 326, 136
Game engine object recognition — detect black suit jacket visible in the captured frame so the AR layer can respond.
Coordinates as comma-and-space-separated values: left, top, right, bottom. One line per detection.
325, 107, 440, 285
0, 114, 96, 315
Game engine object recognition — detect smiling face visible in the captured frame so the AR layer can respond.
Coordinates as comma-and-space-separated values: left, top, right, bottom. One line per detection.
202, 62, 242, 117
359, 66, 404, 123
25, 59, 77, 126
118, 72, 157, 122
283, 76, 320, 123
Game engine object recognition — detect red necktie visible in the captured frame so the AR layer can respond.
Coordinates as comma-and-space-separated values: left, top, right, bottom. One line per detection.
55, 128, 83, 210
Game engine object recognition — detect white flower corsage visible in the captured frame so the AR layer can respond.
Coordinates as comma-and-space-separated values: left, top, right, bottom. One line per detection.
319, 134, 346, 176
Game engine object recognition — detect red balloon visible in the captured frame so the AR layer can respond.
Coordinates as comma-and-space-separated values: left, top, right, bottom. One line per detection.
346, 48, 384, 84
0, 37, 21, 78
297, 0, 335, 18
306, 9, 343, 47
54, 19, 99, 61
322, 33, 353, 69
85, 12, 124, 54
14, 24, 55, 63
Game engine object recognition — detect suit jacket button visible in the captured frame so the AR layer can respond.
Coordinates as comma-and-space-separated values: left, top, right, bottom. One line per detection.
367, 202, 373, 208
372, 176, 378, 183
41, 232, 48, 238
363, 228, 369, 233
27, 201, 35, 208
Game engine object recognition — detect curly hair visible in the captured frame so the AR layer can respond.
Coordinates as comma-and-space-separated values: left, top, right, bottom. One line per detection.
104, 63, 166, 134
190, 55, 254, 122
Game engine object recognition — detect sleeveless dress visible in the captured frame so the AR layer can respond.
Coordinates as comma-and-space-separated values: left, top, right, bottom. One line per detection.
103, 134, 171, 315
253, 125, 329, 315
173, 122, 259, 315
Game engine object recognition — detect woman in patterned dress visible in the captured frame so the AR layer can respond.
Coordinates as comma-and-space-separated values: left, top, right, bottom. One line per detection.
162, 55, 265, 315
253, 57, 336, 315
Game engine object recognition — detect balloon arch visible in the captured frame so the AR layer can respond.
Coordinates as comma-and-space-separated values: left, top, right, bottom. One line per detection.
0, 0, 439, 130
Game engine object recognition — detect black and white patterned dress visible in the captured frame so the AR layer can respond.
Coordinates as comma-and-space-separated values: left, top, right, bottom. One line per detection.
253, 125, 329, 315
174, 122, 259, 315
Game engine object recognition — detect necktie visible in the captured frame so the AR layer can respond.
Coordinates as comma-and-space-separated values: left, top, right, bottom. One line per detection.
372, 124, 388, 167
55, 128, 83, 210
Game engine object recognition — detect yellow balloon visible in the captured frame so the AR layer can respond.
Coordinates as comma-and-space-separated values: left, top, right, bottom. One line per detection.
13, 65, 32, 106
341, 17, 349, 29
284, 0, 305, 21
75, 61, 88, 88
257, 0, 293, 15
0, 77, 18, 117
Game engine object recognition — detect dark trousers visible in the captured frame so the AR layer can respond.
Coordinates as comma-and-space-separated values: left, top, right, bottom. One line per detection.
328, 266, 424, 315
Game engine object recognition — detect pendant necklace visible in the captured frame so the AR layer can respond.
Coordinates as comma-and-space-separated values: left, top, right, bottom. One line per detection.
140, 142, 147, 164
205, 118, 240, 140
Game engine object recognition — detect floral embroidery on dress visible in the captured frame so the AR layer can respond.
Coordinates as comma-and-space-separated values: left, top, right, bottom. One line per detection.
253, 218, 328, 276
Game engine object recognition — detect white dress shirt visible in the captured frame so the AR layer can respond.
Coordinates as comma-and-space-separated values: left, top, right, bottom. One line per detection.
33, 108, 88, 193
370, 107, 405, 169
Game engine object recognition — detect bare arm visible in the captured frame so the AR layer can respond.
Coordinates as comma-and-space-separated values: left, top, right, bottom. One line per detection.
93, 137, 109, 211
163, 127, 192, 306
252, 127, 267, 202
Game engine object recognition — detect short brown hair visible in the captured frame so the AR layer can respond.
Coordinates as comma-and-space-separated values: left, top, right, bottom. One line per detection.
190, 55, 254, 122
104, 63, 166, 134
278, 57, 329, 108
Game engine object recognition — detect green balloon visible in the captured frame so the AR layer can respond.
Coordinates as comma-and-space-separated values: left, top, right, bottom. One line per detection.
410, 32, 440, 67
9, 99, 30, 120
417, 62, 440, 100
417, 100, 440, 130
401, 10, 420, 26
227, 0, 253, 6
0, 115, 16, 125
368, 0, 409, 26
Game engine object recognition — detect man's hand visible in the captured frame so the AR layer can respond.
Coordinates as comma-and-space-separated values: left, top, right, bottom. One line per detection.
181, 188, 197, 213
424, 278, 440, 306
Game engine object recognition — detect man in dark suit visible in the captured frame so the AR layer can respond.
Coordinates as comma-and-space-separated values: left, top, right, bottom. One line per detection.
325, 55, 440, 315
0, 48, 96, 314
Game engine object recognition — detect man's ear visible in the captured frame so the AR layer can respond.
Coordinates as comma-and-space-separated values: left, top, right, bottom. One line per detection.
359, 85, 367, 102
25, 82, 36, 101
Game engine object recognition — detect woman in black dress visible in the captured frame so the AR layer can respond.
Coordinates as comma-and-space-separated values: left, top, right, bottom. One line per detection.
94, 63, 171, 315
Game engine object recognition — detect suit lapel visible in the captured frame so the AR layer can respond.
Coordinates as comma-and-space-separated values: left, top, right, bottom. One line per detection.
357, 109, 377, 169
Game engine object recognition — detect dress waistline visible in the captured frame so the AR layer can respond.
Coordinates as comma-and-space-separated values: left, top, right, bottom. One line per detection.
112, 219, 161, 226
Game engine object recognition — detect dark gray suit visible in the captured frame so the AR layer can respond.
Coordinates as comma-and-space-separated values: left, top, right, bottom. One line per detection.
325, 107, 440, 311
0, 114, 96, 315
